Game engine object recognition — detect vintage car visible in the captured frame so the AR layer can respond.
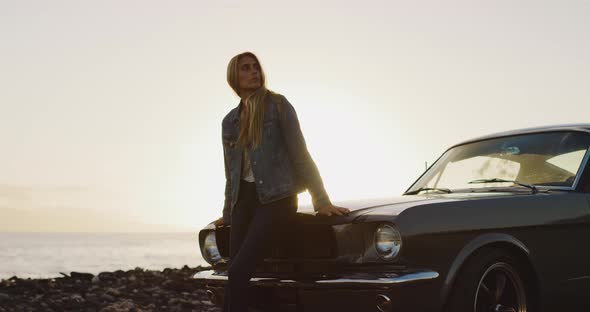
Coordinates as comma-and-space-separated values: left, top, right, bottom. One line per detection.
194, 124, 590, 312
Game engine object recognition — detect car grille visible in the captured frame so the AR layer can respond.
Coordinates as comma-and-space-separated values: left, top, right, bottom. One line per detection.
215, 223, 336, 260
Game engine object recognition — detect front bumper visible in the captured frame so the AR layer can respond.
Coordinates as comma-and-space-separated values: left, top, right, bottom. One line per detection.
194, 269, 440, 311
194, 269, 438, 288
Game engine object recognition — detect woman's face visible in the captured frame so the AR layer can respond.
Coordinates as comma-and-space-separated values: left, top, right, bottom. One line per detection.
238, 55, 262, 94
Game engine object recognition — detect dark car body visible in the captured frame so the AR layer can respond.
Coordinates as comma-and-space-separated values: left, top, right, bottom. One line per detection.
195, 124, 590, 312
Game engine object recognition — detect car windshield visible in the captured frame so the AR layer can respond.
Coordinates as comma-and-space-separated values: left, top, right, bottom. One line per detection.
406, 131, 590, 194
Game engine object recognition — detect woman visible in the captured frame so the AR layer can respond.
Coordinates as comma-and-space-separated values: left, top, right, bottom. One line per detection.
215, 52, 350, 312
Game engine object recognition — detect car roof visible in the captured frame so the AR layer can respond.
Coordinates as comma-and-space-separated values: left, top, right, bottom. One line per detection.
452, 123, 590, 148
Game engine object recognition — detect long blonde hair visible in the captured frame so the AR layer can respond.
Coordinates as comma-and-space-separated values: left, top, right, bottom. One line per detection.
227, 52, 269, 150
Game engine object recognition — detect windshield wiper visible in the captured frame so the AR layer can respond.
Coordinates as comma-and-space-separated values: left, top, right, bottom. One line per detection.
404, 187, 452, 195
468, 178, 538, 194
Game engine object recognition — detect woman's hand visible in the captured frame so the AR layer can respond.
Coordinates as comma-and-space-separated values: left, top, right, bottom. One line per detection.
214, 217, 225, 226
317, 204, 351, 217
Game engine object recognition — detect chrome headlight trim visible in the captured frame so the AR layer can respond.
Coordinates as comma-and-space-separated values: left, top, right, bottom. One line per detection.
374, 224, 402, 260
202, 231, 222, 264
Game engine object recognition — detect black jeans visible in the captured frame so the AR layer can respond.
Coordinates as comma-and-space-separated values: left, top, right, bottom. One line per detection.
223, 179, 298, 312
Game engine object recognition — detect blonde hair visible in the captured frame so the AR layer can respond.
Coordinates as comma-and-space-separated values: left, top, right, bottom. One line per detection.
227, 52, 269, 150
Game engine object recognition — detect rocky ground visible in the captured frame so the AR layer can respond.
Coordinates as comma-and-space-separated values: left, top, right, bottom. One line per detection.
0, 265, 221, 312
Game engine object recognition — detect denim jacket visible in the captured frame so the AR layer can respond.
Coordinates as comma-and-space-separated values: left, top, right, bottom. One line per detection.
221, 93, 332, 223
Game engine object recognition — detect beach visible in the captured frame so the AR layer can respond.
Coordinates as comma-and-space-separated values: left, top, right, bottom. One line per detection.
0, 265, 219, 312
0, 232, 216, 311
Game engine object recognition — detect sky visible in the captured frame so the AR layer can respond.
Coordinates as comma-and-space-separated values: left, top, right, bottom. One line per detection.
1, 0, 589, 232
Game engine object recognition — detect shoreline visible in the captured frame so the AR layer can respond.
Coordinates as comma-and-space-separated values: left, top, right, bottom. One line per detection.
0, 265, 220, 312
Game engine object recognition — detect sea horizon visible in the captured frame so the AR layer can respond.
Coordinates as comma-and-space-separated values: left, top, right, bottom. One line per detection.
0, 232, 208, 279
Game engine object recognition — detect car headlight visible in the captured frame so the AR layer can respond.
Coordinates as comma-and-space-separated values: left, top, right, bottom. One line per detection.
374, 224, 402, 260
202, 231, 222, 264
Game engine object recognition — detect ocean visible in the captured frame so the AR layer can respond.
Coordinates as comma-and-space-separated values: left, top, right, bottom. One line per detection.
0, 232, 208, 279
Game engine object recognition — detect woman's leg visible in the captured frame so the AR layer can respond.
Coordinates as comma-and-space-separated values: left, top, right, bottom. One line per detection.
226, 192, 298, 312
223, 181, 257, 312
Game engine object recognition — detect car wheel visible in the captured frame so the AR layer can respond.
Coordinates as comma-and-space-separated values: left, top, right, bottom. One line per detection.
445, 247, 533, 312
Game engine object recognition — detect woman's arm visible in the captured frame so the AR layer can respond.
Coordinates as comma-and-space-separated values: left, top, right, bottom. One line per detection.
221, 134, 232, 224
276, 95, 332, 211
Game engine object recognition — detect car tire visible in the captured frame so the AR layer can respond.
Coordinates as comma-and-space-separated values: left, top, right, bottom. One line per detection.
445, 247, 534, 312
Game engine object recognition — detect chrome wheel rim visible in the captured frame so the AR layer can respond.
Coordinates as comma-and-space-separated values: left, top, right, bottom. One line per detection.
473, 262, 527, 312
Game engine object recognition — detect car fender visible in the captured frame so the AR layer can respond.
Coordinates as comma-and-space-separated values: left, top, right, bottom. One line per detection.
439, 232, 532, 307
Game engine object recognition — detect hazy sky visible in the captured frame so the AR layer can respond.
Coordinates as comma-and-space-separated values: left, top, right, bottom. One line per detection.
1, 0, 589, 232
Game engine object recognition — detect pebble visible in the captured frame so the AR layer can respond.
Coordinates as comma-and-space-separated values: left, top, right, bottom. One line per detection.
105, 287, 121, 297
100, 293, 116, 302
70, 272, 94, 281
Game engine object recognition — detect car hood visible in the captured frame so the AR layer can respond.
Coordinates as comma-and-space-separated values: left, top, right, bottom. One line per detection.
295, 194, 442, 225
296, 192, 532, 225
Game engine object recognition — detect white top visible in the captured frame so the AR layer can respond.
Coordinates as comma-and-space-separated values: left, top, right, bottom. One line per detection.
242, 149, 255, 182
